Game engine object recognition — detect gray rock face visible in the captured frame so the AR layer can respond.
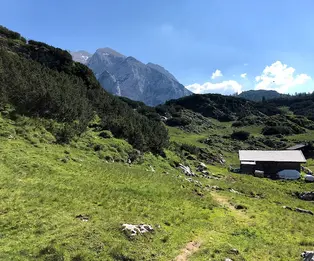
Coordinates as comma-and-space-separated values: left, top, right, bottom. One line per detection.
146, 62, 178, 82
72, 47, 192, 106
70, 50, 92, 65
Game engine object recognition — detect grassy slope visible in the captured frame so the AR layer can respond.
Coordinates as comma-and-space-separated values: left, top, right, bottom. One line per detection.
1, 114, 314, 261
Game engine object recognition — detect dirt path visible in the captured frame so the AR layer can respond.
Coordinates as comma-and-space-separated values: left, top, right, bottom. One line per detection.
211, 192, 249, 221
173, 192, 247, 261
174, 241, 201, 261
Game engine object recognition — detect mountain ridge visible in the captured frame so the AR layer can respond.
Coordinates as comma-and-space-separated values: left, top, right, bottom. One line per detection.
71, 48, 192, 106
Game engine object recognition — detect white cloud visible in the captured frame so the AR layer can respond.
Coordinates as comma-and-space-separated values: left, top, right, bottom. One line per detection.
186, 80, 242, 95
240, 73, 247, 79
255, 61, 311, 93
211, 69, 223, 79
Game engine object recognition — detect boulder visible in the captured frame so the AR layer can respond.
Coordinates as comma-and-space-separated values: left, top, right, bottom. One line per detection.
301, 251, 314, 261
197, 162, 207, 172
122, 224, 154, 237
297, 192, 314, 201
229, 249, 239, 255
178, 163, 196, 177
305, 175, 314, 182
76, 214, 89, 221
229, 188, 242, 194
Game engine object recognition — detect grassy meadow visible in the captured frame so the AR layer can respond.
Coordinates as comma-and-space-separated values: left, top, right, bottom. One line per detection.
0, 114, 314, 261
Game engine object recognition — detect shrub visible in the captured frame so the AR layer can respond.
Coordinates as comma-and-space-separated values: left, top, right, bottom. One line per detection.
166, 117, 191, 127
262, 126, 292, 136
231, 131, 250, 140
232, 121, 244, 127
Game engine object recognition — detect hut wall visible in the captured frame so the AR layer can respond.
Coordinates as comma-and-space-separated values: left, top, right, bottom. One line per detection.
255, 162, 301, 175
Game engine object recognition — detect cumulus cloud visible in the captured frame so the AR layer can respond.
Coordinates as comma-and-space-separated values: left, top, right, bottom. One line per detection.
255, 61, 311, 93
186, 80, 242, 95
240, 73, 247, 78
211, 69, 223, 79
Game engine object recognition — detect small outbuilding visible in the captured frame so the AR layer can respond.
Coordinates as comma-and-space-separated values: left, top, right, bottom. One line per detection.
239, 150, 306, 176
286, 143, 314, 158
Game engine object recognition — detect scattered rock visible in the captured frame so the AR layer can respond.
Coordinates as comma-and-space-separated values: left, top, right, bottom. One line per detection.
301, 251, 314, 261
305, 175, 314, 182
60, 157, 69, 163
206, 185, 223, 191
185, 178, 203, 187
122, 224, 154, 237
75, 214, 89, 221
196, 162, 207, 172
225, 258, 233, 261
295, 208, 314, 215
146, 165, 155, 172
229, 188, 242, 194
194, 189, 204, 197
283, 206, 314, 215
219, 154, 226, 165
297, 192, 314, 201
178, 163, 197, 177
160, 116, 168, 122
229, 249, 239, 255
302, 166, 313, 175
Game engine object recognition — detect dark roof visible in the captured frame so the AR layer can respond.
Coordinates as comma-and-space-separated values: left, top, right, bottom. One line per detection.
286, 144, 307, 150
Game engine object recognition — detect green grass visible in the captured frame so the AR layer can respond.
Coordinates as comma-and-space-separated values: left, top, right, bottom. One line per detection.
286, 130, 314, 142
1, 114, 314, 260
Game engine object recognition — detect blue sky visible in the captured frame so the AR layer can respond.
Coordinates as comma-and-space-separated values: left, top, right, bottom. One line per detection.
2, 0, 314, 94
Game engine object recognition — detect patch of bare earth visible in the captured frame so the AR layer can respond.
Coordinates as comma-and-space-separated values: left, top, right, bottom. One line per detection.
211, 192, 249, 221
174, 241, 201, 261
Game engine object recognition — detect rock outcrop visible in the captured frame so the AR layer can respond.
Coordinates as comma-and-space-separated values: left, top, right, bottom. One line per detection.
72, 48, 192, 106
122, 224, 154, 237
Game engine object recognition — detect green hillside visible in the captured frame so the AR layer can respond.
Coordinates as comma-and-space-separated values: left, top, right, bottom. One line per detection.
237, 90, 283, 102
1, 25, 314, 261
0, 25, 168, 153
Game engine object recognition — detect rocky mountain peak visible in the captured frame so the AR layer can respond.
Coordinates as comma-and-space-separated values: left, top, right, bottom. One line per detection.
147, 62, 178, 82
95, 47, 125, 57
70, 50, 92, 64
72, 47, 192, 106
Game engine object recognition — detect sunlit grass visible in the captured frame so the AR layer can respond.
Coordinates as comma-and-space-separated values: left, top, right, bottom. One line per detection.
0, 114, 313, 260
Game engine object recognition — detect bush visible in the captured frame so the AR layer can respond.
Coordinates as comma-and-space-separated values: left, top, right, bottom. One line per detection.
232, 121, 244, 127
262, 126, 292, 136
231, 131, 250, 140
0, 25, 21, 40
166, 117, 191, 127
